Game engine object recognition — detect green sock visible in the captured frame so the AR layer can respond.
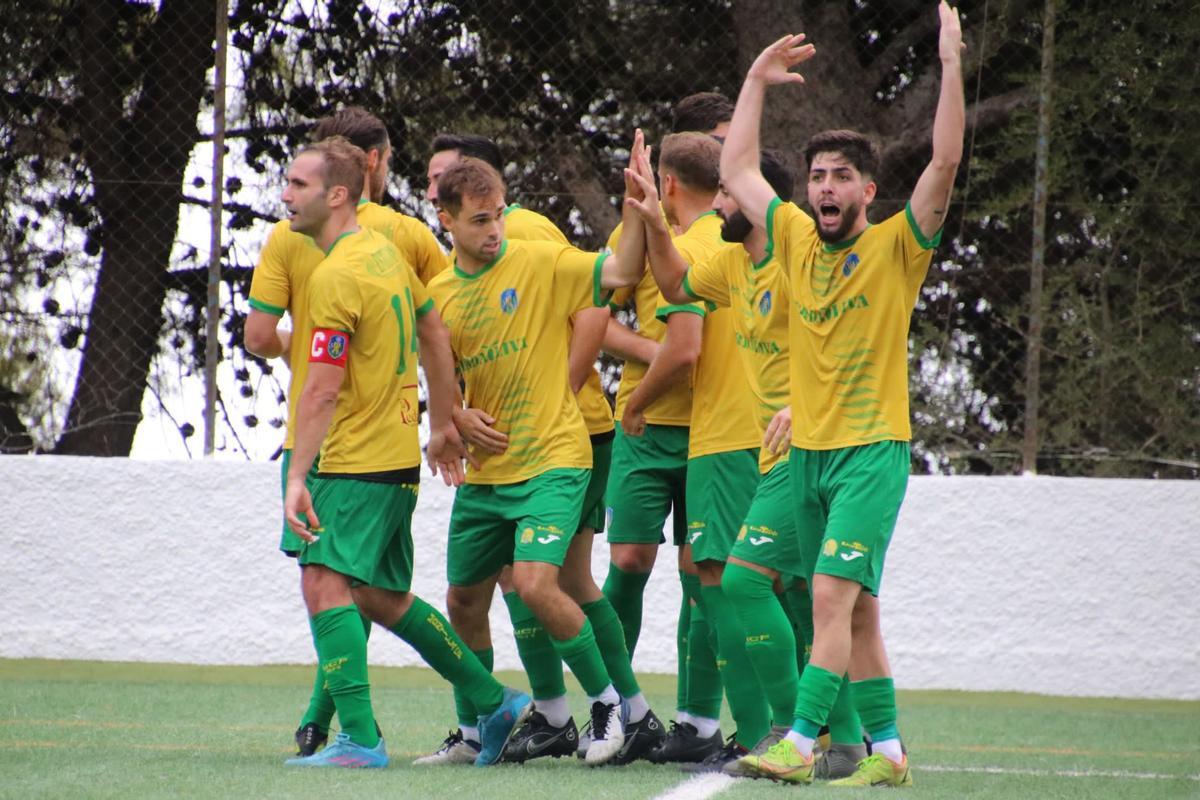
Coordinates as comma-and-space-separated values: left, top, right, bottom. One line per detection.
783, 579, 813, 677
602, 564, 652, 654
722, 563, 799, 728
685, 589, 722, 720
700, 582, 771, 747
828, 674, 864, 745
581, 598, 641, 698
852, 677, 899, 743
391, 596, 504, 715
453, 647, 493, 730
301, 610, 371, 730
503, 591, 566, 701
677, 571, 699, 713
550, 619, 612, 698
310, 604, 378, 747
792, 663, 843, 733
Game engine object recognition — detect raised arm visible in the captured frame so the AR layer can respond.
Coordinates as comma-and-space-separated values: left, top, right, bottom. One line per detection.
722, 34, 816, 228
909, 1, 965, 240
624, 152, 692, 305
599, 130, 650, 289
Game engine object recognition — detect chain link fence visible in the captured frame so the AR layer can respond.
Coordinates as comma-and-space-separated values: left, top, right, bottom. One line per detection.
1, 0, 1197, 477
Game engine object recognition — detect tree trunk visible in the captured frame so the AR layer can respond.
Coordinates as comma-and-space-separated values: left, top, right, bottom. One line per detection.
54, 0, 217, 455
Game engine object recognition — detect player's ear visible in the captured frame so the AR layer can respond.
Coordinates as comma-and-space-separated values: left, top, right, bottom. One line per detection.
863, 180, 877, 206
437, 207, 454, 230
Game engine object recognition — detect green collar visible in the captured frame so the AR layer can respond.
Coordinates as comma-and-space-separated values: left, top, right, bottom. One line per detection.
454, 239, 509, 279
503, 203, 521, 216
326, 228, 358, 255
821, 224, 869, 252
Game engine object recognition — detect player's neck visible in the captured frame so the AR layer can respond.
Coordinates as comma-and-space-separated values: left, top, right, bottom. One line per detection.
671, 196, 715, 231
743, 226, 768, 264
314, 211, 360, 253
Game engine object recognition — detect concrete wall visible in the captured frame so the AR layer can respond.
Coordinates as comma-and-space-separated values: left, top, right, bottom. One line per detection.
3, 455, 1197, 699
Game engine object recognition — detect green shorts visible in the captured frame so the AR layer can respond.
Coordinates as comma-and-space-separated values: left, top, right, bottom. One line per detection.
729, 458, 805, 577
686, 448, 759, 564
447, 468, 589, 586
789, 441, 910, 595
580, 432, 614, 533
605, 424, 689, 546
278, 449, 320, 556
295, 475, 419, 592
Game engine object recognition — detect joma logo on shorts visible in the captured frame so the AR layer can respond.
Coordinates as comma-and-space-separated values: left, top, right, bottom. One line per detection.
537, 534, 561, 544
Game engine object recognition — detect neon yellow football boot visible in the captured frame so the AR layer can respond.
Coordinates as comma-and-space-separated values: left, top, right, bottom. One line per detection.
735, 738, 814, 783
828, 752, 913, 787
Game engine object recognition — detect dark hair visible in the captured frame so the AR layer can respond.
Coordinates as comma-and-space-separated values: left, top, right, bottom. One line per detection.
299, 136, 367, 201
312, 107, 389, 154
659, 132, 721, 193
803, 129, 880, 179
430, 133, 504, 172
671, 92, 734, 134
437, 159, 506, 216
760, 148, 794, 203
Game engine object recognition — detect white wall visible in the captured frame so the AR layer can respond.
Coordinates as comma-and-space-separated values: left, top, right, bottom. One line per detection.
3, 455, 1197, 700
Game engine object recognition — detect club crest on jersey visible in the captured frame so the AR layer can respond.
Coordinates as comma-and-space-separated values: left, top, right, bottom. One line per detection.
758, 290, 772, 316
327, 334, 346, 360
500, 288, 519, 313
842, 253, 861, 277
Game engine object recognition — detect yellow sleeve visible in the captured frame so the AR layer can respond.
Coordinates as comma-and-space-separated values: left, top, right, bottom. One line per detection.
553, 246, 611, 313
308, 263, 361, 336
682, 248, 733, 308
392, 215, 449, 286
248, 221, 294, 316
767, 198, 819, 284
409, 265, 434, 317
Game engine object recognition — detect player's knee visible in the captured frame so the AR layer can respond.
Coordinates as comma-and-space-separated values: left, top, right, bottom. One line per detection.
446, 585, 485, 626
611, 543, 656, 573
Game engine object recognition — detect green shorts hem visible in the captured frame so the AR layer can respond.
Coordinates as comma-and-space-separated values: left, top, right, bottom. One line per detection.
686, 448, 759, 563
447, 468, 589, 586
605, 424, 689, 546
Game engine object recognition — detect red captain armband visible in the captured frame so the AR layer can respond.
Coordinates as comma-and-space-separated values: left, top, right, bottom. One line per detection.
309, 328, 349, 367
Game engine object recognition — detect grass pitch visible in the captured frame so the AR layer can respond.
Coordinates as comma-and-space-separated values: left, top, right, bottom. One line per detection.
1, 659, 1197, 799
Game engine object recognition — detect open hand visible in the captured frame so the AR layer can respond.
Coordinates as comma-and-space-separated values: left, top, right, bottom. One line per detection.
747, 34, 816, 85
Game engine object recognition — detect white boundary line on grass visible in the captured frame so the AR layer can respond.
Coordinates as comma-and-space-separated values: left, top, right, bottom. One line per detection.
648, 764, 1200, 798
650, 773, 736, 800
922, 763, 1200, 782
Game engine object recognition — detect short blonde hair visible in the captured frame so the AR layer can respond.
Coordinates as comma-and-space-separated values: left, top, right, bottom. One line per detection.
299, 136, 367, 200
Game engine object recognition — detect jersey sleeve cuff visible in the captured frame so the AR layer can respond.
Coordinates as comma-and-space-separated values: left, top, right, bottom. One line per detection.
765, 196, 782, 263
680, 271, 703, 302
592, 252, 614, 307
415, 297, 435, 318
248, 297, 286, 316
905, 201, 943, 249
654, 303, 707, 323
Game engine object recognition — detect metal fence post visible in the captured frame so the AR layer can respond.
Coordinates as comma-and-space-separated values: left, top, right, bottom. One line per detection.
1023, 0, 1055, 475
204, 0, 229, 457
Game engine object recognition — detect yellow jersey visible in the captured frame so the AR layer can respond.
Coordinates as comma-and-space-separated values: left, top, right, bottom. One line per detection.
768, 199, 939, 449
305, 227, 432, 473
610, 211, 724, 426
447, 204, 612, 435
683, 242, 790, 471
248, 202, 446, 449
427, 239, 611, 484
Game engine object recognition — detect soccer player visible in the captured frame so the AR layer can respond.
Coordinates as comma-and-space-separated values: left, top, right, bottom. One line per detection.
417, 133, 648, 765
625, 136, 777, 771
632, 148, 868, 778
720, 2, 965, 786
603, 131, 728, 764
670, 92, 734, 138
244, 107, 447, 757
278, 137, 531, 768
426, 158, 652, 766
